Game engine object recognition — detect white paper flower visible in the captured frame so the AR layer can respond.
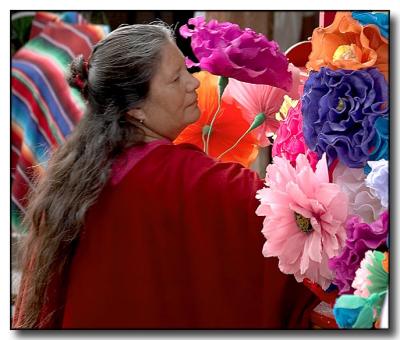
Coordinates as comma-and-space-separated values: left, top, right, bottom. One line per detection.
333, 162, 383, 223
365, 159, 388, 208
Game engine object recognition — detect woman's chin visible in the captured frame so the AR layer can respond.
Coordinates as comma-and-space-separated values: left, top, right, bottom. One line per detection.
187, 105, 200, 124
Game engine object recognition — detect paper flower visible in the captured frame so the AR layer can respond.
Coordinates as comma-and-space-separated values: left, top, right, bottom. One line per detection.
333, 295, 365, 328
351, 254, 373, 298
352, 11, 389, 39
306, 11, 388, 79
180, 16, 293, 90
302, 67, 388, 168
174, 71, 258, 167
365, 159, 388, 208
272, 101, 319, 169
333, 292, 385, 329
256, 153, 348, 289
352, 250, 388, 298
223, 63, 301, 146
382, 252, 389, 273
376, 290, 389, 328
333, 162, 384, 223
365, 117, 388, 173
328, 210, 388, 294
277, 95, 299, 120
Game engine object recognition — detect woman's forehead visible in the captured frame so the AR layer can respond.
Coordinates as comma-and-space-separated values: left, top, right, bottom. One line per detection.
157, 42, 184, 74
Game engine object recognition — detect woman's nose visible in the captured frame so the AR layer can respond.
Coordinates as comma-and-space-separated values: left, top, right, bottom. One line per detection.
188, 73, 200, 91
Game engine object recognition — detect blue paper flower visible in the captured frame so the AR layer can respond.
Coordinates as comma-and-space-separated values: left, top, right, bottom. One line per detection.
364, 116, 388, 174
334, 304, 364, 328
352, 11, 389, 39
333, 292, 387, 329
301, 67, 388, 168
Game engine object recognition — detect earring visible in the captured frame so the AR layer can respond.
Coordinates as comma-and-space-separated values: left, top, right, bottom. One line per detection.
139, 119, 144, 124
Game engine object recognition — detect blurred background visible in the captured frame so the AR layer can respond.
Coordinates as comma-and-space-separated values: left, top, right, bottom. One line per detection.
11, 10, 318, 60
10, 9, 320, 321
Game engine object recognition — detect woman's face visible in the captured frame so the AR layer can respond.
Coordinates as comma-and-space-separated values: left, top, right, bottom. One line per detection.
140, 41, 201, 140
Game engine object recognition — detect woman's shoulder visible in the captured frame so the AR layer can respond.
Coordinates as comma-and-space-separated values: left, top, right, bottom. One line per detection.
110, 140, 260, 187
157, 142, 259, 180
152, 143, 263, 196
109, 141, 208, 185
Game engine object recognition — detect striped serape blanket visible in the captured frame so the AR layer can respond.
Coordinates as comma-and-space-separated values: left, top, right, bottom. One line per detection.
11, 11, 109, 232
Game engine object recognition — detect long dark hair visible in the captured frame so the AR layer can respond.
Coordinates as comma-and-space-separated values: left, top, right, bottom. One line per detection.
15, 22, 174, 328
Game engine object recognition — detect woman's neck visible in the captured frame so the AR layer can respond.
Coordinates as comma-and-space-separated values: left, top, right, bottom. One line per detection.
143, 135, 165, 143
140, 124, 170, 143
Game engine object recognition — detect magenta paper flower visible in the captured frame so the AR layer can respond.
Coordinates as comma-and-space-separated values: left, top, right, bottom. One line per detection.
223, 64, 301, 147
256, 153, 349, 289
180, 16, 292, 90
272, 101, 319, 169
328, 211, 388, 294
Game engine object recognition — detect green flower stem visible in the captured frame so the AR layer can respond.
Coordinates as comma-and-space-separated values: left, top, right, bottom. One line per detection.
205, 98, 221, 154
216, 125, 252, 160
202, 125, 211, 152
205, 76, 229, 155
202, 131, 207, 152
216, 113, 266, 160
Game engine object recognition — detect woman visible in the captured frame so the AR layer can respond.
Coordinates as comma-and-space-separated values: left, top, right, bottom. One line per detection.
13, 22, 319, 329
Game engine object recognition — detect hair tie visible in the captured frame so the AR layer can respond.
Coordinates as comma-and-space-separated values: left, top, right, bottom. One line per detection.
74, 75, 85, 91
83, 60, 89, 76
73, 59, 89, 93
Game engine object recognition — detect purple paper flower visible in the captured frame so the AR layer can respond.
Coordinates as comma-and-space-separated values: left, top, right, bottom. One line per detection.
328, 210, 388, 294
179, 16, 292, 90
302, 67, 388, 168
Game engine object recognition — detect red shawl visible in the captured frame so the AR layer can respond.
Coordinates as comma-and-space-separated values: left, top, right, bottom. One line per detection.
14, 140, 319, 329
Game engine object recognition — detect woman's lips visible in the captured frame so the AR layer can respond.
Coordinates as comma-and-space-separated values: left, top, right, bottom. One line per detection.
188, 98, 198, 106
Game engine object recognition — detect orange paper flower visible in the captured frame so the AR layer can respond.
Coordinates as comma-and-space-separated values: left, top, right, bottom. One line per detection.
382, 252, 389, 273
306, 12, 388, 79
174, 71, 258, 168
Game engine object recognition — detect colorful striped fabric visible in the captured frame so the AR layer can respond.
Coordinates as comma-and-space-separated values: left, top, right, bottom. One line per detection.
11, 12, 109, 232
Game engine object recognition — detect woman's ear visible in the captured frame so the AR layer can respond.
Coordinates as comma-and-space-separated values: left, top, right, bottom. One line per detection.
126, 107, 146, 122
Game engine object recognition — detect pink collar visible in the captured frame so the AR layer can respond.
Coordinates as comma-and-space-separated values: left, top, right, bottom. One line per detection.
110, 139, 171, 185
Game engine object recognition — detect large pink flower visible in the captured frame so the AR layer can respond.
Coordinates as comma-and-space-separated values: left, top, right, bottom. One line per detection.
272, 101, 319, 168
223, 64, 301, 147
256, 153, 349, 289
180, 16, 292, 90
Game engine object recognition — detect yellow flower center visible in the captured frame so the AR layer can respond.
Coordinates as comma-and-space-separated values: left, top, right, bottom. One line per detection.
337, 98, 345, 111
332, 44, 357, 62
276, 95, 298, 121
294, 212, 313, 233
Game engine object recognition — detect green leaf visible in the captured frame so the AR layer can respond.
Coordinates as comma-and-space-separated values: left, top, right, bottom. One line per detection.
352, 305, 375, 328
218, 76, 229, 98
249, 113, 266, 131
